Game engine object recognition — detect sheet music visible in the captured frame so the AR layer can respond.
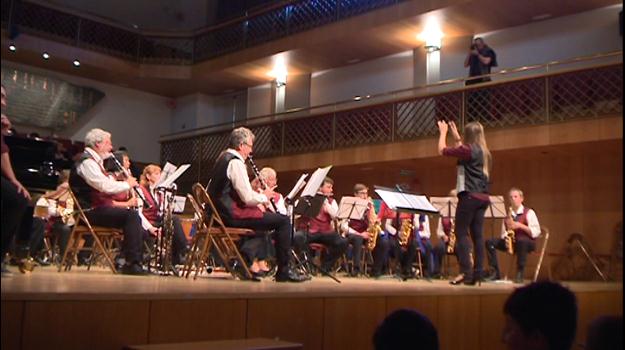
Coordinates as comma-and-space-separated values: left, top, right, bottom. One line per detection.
156, 162, 177, 187
158, 164, 191, 189
301, 165, 332, 197
286, 173, 308, 201
173, 195, 186, 213
375, 188, 439, 214
430, 196, 458, 218
337, 196, 370, 220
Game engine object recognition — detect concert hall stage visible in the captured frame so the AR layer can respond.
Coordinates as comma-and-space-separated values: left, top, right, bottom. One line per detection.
2, 267, 622, 350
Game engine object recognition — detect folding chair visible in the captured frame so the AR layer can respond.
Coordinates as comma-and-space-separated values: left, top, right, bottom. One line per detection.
58, 188, 122, 273
504, 226, 551, 281
183, 183, 255, 280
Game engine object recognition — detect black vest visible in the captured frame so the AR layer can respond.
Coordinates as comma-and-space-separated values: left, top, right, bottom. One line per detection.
208, 151, 238, 221
69, 152, 95, 209
457, 144, 489, 194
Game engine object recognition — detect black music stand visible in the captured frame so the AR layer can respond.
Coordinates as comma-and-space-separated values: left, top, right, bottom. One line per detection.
337, 196, 369, 222
292, 165, 341, 283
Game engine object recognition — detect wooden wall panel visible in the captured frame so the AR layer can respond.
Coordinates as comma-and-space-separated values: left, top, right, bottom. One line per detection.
437, 295, 481, 350
247, 298, 324, 350
21, 300, 150, 350
149, 299, 246, 344
478, 294, 508, 350
575, 291, 624, 347
323, 297, 386, 350
1, 301, 23, 350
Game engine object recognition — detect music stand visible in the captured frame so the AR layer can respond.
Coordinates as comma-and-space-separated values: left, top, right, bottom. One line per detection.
293, 166, 341, 283
430, 196, 458, 276
337, 196, 369, 221
484, 195, 507, 239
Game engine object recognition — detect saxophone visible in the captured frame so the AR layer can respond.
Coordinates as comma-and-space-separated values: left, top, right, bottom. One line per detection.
505, 207, 516, 254
365, 200, 382, 251
398, 219, 414, 247
446, 219, 456, 254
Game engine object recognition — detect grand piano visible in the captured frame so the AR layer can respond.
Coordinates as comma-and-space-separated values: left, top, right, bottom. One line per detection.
4, 135, 60, 193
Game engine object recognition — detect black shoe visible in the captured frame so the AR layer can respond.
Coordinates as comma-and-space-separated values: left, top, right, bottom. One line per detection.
349, 270, 360, 277
121, 263, 148, 276
35, 256, 51, 266
275, 269, 308, 283
233, 264, 260, 282
514, 271, 524, 284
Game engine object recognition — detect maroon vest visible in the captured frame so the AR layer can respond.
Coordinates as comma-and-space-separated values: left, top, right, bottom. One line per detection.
512, 207, 534, 241
84, 154, 127, 209
441, 217, 453, 235
301, 197, 335, 234
140, 185, 160, 224
348, 204, 372, 233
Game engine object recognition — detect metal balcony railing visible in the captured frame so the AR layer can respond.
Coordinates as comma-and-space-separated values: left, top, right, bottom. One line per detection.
159, 52, 623, 193
1, 0, 407, 64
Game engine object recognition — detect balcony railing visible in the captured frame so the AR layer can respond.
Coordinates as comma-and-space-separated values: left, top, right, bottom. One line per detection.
1, 0, 407, 64
160, 52, 623, 193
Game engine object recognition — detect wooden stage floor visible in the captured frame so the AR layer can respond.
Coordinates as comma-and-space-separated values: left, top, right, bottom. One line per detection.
2, 266, 623, 350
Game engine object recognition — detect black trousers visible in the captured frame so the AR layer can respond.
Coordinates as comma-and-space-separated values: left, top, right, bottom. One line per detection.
85, 207, 144, 265
486, 237, 536, 277
225, 212, 292, 275
51, 221, 72, 257
27, 217, 46, 256
293, 230, 348, 271
346, 233, 364, 273
455, 193, 489, 279
416, 237, 435, 277
389, 235, 418, 276
432, 241, 458, 275
1, 176, 30, 258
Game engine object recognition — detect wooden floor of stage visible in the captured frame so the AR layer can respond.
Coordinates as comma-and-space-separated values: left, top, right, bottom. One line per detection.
2, 266, 623, 350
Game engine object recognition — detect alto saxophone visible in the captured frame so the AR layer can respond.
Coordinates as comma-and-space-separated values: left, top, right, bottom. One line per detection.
446, 219, 456, 254
398, 219, 413, 247
505, 206, 516, 254
365, 199, 382, 250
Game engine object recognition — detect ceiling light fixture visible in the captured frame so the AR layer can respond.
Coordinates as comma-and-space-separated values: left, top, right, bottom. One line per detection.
8, 43, 16, 52
72, 59, 81, 67
42, 52, 50, 60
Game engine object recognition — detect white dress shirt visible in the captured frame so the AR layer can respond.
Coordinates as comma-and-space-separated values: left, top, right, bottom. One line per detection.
383, 214, 417, 236
500, 204, 541, 239
225, 149, 268, 206
416, 215, 431, 239
77, 147, 130, 194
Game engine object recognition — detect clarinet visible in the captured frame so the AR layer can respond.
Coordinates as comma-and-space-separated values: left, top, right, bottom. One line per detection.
109, 155, 152, 209
247, 153, 278, 212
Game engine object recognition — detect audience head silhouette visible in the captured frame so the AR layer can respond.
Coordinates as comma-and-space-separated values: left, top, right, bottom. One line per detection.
502, 281, 577, 350
373, 308, 438, 350
585, 315, 622, 350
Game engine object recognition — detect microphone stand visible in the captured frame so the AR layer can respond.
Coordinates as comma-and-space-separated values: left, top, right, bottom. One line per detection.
155, 186, 179, 277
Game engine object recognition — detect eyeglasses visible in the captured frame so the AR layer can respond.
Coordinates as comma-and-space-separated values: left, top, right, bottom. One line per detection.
356, 191, 368, 195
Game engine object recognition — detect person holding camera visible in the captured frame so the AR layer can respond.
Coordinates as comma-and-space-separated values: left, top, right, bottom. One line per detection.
464, 37, 497, 85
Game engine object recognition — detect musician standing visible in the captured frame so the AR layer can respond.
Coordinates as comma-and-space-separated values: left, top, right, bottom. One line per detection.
485, 188, 541, 283
1, 85, 31, 276
72, 128, 146, 275
293, 177, 348, 274
207, 127, 304, 282
437, 120, 492, 285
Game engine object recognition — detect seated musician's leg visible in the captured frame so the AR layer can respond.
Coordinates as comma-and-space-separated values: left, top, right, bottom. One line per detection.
347, 233, 364, 276
372, 234, 391, 277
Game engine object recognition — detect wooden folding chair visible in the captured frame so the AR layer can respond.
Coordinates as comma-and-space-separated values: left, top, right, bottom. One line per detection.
504, 226, 551, 281
58, 188, 122, 273
183, 183, 255, 280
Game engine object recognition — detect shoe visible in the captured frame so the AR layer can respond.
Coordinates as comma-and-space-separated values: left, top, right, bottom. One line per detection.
121, 263, 148, 276
514, 271, 524, 284
35, 256, 51, 266
233, 264, 260, 282
275, 269, 308, 283
349, 270, 360, 277
449, 274, 466, 285
484, 271, 500, 281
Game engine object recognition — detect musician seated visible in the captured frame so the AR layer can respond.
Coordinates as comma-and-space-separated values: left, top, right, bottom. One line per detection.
433, 189, 458, 278
485, 187, 541, 283
378, 201, 419, 280
415, 214, 435, 278
139, 164, 189, 266
71, 128, 146, 275
293, 177, 348, 273
242, 167, 286, 275
340, 184, 389, 277
207, 127, 305, 282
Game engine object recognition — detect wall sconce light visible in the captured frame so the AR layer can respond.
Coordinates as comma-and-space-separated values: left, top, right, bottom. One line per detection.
418, 18, 443, 53
270, 54, 288, 88
275, 75, 287, 88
